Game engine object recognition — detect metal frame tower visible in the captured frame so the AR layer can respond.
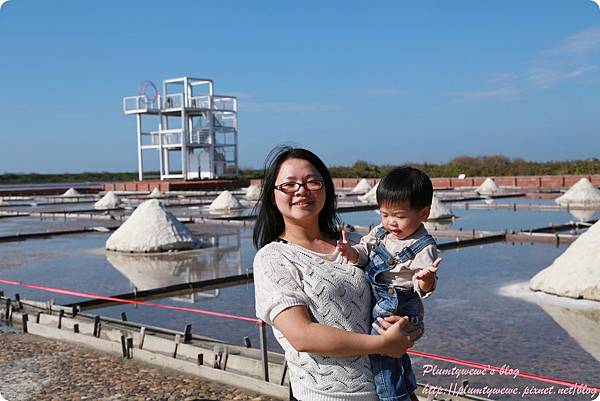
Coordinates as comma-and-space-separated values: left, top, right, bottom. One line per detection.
123, 77, 238, 181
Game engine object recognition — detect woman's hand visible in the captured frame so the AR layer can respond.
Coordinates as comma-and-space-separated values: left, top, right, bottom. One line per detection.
336, 230, 359, 264
371, 316, 416, 358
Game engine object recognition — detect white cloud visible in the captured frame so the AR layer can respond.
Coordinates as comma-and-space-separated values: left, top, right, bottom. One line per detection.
452, 73, 521, 101
548, 26, 600, 56
454, 85, 521, 101
528, 65, 598, 88
528, 25, 600, 88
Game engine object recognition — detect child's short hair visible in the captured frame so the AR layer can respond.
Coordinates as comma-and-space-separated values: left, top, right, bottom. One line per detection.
376, 166, 433, 210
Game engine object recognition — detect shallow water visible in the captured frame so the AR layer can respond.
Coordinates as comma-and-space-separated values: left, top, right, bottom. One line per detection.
0, 207, 598, 399
339, 199, 598, 233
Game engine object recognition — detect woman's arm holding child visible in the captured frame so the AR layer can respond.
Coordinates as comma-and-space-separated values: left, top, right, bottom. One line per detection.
273, 305, 416, 358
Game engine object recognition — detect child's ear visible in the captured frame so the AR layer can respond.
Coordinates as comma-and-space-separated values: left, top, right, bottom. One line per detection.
420, 206, 431, 222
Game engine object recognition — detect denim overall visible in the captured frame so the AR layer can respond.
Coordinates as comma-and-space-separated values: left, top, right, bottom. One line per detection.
366, 227, 436, 401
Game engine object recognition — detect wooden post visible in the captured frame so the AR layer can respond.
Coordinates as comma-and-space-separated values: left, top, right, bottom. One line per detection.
126, 338, 133, 359
243, 336, 252, 348
22, 313, 28, 333
120, 335, 127, 358
139, 327, 146, 349
121, 312, 128, 321
183, 324, 192, 343
73, 324, 79, 334
173, 334, 181, 358
15, 293, 22, 310
280, 360, 288, 386
259, 320, 269, 382
4, 298, 10, 319
93, 316, 101, 337
58, 309, 64, 329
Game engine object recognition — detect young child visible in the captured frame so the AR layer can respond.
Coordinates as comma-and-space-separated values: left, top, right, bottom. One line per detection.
338, 166, 440, 401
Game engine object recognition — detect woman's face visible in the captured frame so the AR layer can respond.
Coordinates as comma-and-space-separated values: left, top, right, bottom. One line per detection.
274, 158, 326, 227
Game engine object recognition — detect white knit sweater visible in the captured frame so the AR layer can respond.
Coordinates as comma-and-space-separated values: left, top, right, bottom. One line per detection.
254, 242, 378, 401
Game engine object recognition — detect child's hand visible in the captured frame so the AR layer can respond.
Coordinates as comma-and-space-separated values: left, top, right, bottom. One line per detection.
415, 257, 442, 293
336, 230, 359, 264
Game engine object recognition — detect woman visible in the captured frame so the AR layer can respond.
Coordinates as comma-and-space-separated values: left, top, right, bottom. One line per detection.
253, 147, 423, 401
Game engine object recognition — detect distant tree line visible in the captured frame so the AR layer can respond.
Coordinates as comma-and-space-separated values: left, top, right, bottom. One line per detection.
0, 172, 138, 185
328, 156, 600, 178
2, 156, 599, 184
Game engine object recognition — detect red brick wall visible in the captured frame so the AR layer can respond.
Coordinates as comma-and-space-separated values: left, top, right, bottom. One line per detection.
102, 175, 599, 192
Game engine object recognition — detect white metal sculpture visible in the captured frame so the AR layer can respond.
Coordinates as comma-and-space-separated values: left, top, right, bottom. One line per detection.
123, 77, 238, 181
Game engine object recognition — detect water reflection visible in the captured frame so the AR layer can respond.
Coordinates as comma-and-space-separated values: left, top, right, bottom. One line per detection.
569, 209, 600, 222
424, 219, 454, 231
536, 302, 600, 363
499, 282, 600, 364
105, 231, 242, 303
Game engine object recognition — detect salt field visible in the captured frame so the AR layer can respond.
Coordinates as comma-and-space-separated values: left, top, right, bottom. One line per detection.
1, 190, 599, 400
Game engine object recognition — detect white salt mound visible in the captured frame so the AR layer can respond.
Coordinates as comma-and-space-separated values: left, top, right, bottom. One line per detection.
61, 188, 81, 197
148, 187, 164, 198
358, 183, 378, 203
555, 178, 600, 207
245, 185, 261, 201
209, 190, 243, 210
428, 194, 454, 220
351, 178, 372, 194
94, 191, 121, 210
530, 220, 600, 301
475, 177, 500, 196
106, 199, 200, 253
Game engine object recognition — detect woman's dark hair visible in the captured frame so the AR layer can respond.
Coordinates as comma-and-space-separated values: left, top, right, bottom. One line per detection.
376, 166, 433, 210
253, 146, 341, 249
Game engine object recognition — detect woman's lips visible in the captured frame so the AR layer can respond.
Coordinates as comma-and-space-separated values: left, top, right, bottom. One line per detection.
292, 200, 313, 207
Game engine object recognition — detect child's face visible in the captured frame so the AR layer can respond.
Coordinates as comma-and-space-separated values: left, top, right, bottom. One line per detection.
379, 200, 430, 240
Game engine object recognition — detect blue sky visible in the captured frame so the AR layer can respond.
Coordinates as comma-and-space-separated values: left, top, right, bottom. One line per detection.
1, 0, 599, 173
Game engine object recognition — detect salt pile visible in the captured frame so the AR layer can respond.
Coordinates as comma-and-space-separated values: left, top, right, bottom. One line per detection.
94, 191, 121, 210
148, 187, 164, 198
530, 220, 600, 301
428, 194, 453, 220
475, 177, 500, 196
555, 178, 600, 207
106, 199, 200, 253
209, 190, 243, 210
351, 178, 372, 194
61, 188, 81, 197
245, 185, 261, 201
358, 183, 378, 203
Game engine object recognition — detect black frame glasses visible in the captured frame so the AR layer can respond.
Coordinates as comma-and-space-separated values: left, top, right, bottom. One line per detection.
274, 180, 325, 194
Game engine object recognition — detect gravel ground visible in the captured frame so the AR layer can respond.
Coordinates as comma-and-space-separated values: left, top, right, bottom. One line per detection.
0, 322, 281, 401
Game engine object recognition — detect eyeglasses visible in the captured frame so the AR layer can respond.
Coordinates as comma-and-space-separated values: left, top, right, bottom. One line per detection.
274, 180, 325, 194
